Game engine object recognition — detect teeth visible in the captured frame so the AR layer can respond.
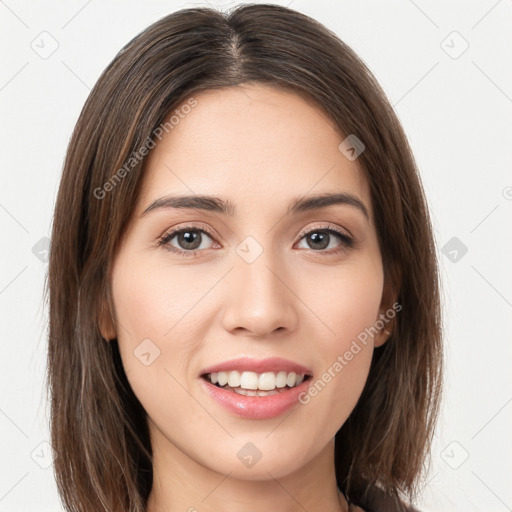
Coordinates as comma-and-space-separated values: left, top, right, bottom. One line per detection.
259, 372, 276, 390
216, 372, 228, 386
227, 372, 240, 388
275, 371, 288, 388
206, 370, 307, 391
240, 371, 259, 390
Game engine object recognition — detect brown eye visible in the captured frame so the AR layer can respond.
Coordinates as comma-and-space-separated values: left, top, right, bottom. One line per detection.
158, 227, 216, 255
296, 227, 354, 253
174, 230, 203, 251
304, 231, 330, 250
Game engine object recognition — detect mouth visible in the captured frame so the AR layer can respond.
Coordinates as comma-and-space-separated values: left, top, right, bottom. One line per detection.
201, 371, 312, 397
198, 357, 314, 419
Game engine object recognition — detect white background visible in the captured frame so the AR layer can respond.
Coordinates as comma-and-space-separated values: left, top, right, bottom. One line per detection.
1, 1, 511, 511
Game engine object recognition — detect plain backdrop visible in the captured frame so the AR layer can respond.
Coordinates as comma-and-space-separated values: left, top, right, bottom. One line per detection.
1, 1, 511, 511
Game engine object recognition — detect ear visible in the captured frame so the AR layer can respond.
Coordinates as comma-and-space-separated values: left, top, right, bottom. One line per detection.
98, 296, 116, 341
374, 273, 399, 348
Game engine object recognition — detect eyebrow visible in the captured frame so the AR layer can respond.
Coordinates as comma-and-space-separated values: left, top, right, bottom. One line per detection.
141, 192, 369, 220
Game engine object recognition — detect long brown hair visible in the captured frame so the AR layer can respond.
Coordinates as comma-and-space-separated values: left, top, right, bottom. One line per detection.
46, 4, 443, 511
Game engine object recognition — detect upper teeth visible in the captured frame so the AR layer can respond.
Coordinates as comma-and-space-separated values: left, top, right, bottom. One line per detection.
207, 371, 305, 390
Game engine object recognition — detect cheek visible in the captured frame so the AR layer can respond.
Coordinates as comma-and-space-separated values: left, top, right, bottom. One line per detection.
111, 252, 218, 345
296, 250, 384, 348
324, 271, 383, 348
109, 253, 213, 389
293, 257, 383, 426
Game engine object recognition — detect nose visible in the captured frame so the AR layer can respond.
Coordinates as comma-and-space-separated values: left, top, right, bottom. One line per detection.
221, 251, 299, 337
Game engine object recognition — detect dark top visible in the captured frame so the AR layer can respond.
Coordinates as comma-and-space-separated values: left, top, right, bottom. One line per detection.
341, 485, 421, 512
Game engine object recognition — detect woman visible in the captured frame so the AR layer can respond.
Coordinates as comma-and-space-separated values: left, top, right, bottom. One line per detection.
47, 4, 443, 512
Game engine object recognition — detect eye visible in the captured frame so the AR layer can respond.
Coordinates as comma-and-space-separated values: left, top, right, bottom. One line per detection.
158, 225, 217, 256
295, 224, 355, 254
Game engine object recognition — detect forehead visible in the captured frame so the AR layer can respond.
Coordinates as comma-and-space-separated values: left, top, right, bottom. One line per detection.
138, 84, 372, 219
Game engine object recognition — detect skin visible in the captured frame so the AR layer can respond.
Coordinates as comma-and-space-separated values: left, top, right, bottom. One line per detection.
101, 84, 394, 512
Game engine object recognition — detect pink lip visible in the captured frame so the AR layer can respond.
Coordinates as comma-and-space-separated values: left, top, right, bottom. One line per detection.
200, 356, 312, 376
199, 374, 312, 420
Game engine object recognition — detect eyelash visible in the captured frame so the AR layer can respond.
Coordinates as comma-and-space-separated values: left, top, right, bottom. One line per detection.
157, 223, 355, 257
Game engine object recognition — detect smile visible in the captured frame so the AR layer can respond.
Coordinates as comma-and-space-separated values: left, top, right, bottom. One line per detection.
203, 370, 308, 396
200, 372, 312, 419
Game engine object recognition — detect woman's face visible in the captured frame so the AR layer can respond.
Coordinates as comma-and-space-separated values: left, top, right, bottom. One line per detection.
103, 84, 391, 482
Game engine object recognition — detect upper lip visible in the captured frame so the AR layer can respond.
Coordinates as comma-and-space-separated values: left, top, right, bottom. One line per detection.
200, 357, 312, 376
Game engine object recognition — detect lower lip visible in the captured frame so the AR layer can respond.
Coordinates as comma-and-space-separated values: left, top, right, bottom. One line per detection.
199, 376, 312, 420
